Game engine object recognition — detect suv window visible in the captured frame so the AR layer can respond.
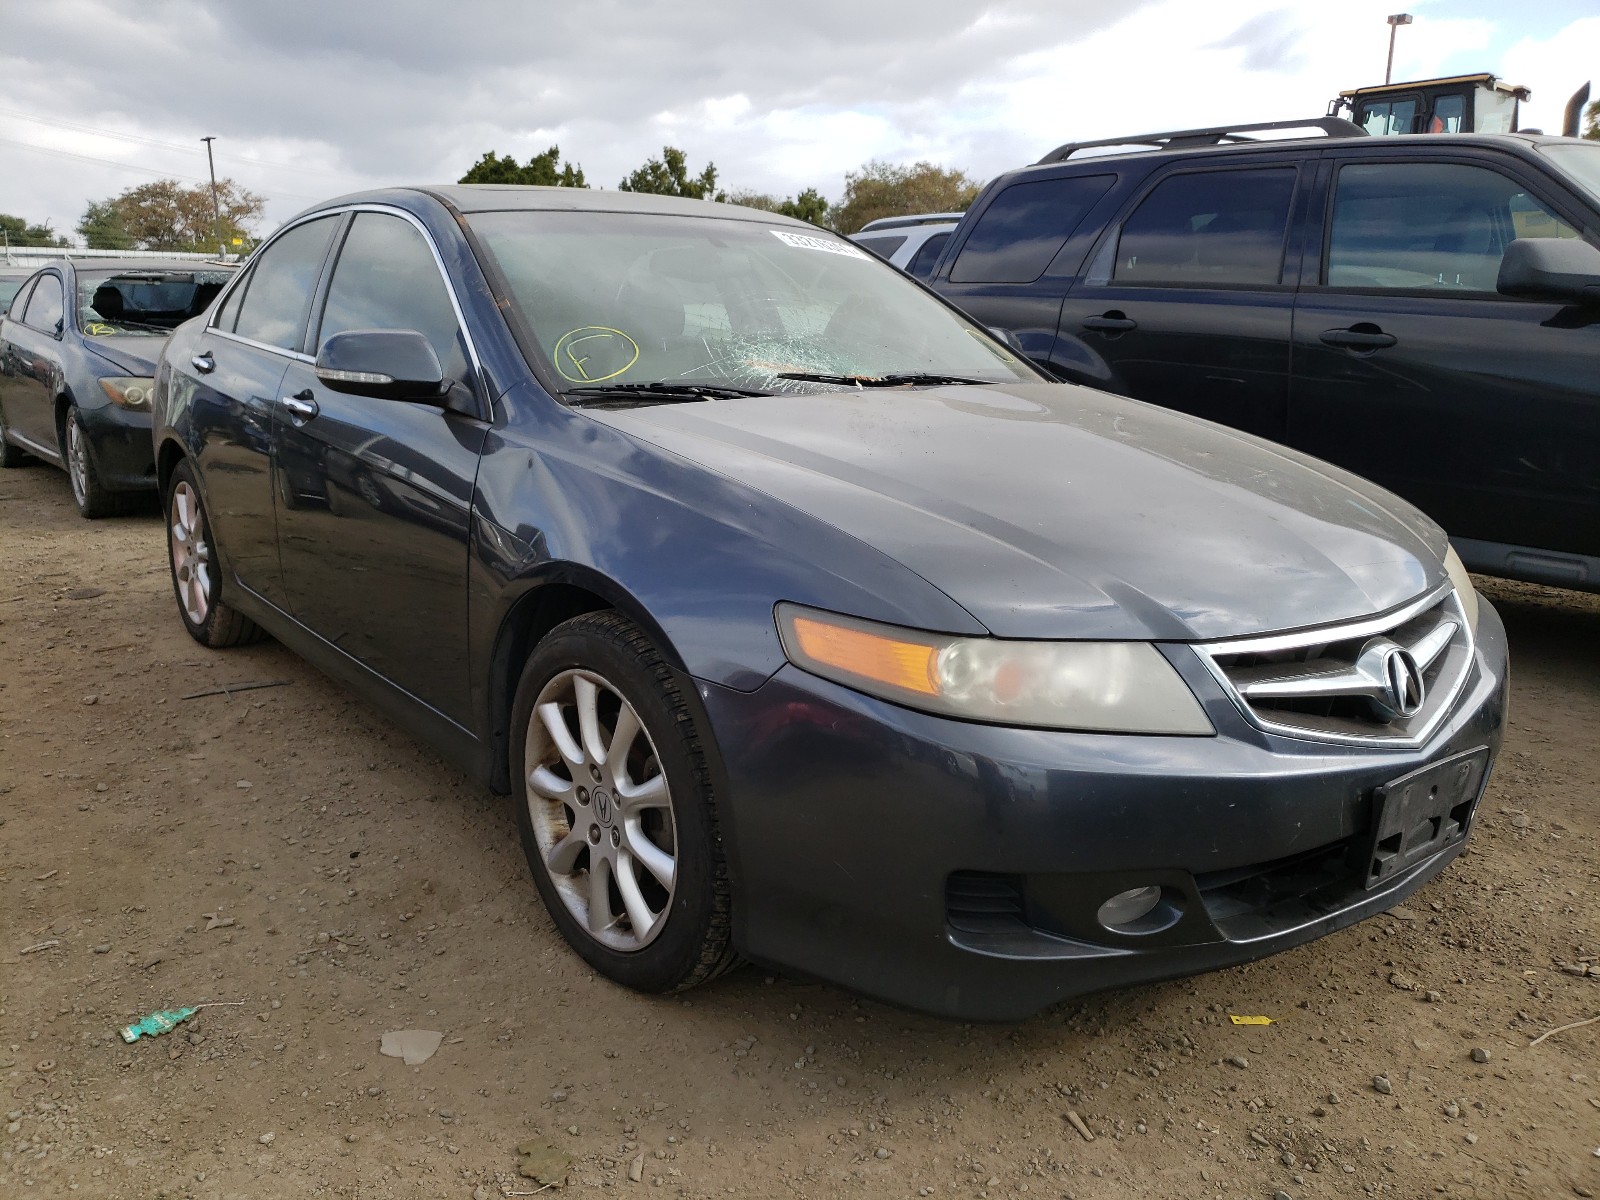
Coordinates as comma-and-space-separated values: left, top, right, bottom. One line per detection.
23, 273, 64, 331
1113, 168, 1295, 286
905, 232, 951, 280
232, 216, 339, 350
1325, 162, 1580, 292
951, 175, 1113, 284
855, 234, 907, 260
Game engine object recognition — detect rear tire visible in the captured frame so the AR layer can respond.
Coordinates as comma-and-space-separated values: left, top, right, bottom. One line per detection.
62, 405, 126, 518
165, 459, 265, 648
511, 611, 738, 993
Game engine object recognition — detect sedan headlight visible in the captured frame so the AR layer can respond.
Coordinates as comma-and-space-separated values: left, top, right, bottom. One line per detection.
99, 377, 155, 411
776, 603, 1213, 735
1442, 545, 1480, 633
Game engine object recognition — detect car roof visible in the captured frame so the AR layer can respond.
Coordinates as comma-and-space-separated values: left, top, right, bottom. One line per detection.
295, 185, 819, 228
14, 259, 236, 276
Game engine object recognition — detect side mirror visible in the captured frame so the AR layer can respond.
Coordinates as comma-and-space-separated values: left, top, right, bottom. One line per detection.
314, 329, 446, 402
1497, 237, 1600, 306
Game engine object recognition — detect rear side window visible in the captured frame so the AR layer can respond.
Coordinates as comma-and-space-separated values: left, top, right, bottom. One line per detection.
22, 274, 64, 331
213, 270, 250, 332
232, 216, 339, 350
1113, 168, 1296, 286
854, 234, 907, 260
8, 279, 36, 319
316, 213, 469, 381
951, 175, 1114, 284
1325, 162, 1580, 292
905, 232, 951, 280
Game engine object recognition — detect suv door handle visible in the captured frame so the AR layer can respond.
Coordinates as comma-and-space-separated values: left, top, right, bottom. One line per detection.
1320, 326, 1397, 350
280, 390, 319, 422
1082, 312, 1138, 332
190, 351, 215, 374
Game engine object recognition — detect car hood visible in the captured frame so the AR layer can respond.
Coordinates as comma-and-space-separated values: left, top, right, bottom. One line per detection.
84, 335, 164, 376
587, 382, 1447, 641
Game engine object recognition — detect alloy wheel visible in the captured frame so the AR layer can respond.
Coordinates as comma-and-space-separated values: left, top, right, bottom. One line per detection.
169, 481, 212, 626
524, 669, 678, 952
66, 416, 89, 507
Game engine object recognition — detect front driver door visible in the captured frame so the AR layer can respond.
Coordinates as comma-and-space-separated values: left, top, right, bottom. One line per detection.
273, 209, 489, 725
1290, 154, 1600, 571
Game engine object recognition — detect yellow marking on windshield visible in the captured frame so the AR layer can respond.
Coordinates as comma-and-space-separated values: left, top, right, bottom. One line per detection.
553, 326, 640, 383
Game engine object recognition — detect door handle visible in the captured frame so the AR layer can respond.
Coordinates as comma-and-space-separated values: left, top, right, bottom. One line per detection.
1320, 326, 1397, 350
280, 390, 319, 422
1082, 312, 1138, 332
191, 351, 215, 374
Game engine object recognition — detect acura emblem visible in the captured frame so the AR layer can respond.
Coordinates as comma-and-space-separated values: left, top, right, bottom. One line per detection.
1381, 647, 1426, 717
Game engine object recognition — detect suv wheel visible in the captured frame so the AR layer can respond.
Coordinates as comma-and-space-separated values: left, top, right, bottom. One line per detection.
511, 612, 737, 993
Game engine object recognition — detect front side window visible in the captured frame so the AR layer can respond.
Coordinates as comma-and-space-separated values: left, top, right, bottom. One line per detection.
22, 273, 63, 332
231, 216, 339, 351
951, 175, 1114, 284
1325, 162, 1580, 291
468, 211, 1042, 394
316, 213, 469, 381
1113, 168, 1296, 286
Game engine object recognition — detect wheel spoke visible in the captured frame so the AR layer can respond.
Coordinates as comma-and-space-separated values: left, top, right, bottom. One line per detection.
574, 676, 607, 766
585, 857, 615, 934
625, 825, 676, 891
544, 828, 586, 875
618, 772, 668, 814
537, 701, 584, 769
615, 852, 659, 940
528, 765, 574, 801
606, 703, 641, 779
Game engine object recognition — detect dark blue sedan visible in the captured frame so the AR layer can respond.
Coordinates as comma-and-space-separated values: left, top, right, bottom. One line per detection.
150, 186, 1507, 1018
0, 258, 235, 516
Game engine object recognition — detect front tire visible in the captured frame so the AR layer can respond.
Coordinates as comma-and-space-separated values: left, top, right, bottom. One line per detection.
63, 406, 124, 518
165, 460, 264, 648
511, 612, 737, 993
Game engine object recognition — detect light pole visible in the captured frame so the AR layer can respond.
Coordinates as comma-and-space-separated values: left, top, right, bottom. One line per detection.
1385, 13, 1413, 86
200, 136, 223, 256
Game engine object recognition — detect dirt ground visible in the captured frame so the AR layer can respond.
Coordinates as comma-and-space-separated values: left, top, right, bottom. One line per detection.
1, 459, 1597, 1200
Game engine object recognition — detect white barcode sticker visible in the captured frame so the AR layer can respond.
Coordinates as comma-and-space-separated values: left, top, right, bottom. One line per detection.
769, 229, 871, 259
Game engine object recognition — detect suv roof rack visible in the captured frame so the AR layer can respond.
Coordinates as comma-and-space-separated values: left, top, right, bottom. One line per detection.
1035, 117, 1366, 164
857, 212, 966, 232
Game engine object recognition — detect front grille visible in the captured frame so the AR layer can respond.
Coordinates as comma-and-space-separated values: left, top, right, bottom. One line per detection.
1196, 584, 1474, 747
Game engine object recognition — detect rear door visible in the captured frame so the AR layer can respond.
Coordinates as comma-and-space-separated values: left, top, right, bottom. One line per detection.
1054, 159, 1309, 441
273, 208, 489, 724
1289, 150, 1600, 568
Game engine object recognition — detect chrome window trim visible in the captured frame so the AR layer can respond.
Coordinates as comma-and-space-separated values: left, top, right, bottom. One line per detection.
207, 201, 487, 394
1193, 582, 1477, 749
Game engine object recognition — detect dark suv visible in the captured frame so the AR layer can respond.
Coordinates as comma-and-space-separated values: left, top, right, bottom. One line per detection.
927, 121, 1600, 592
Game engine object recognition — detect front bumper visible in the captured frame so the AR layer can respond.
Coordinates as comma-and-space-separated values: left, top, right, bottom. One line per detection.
699, 600, 1509, 1020
79, 400, 156, 492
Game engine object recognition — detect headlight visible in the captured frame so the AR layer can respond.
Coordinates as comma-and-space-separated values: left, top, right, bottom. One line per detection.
1442, 545, 1480, 633
775, 603, 1214, 735
99, 377, 155, 411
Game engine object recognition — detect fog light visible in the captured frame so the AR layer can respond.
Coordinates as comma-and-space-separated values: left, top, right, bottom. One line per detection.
1098, 885, 1163, 928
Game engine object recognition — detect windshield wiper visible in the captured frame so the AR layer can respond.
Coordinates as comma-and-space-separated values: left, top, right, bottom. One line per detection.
564, 382, 772, 407
775, 371, 993, 387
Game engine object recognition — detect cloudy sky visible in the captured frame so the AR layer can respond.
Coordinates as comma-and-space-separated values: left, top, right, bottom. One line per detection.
2, 0, 1596, 242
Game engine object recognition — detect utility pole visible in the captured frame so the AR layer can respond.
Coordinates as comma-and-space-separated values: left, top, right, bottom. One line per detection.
200, 136, 223, 257
1385, 14, 1413, 85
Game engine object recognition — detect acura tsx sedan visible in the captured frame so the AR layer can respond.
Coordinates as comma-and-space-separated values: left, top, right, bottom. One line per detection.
151, 185, 1507, 1019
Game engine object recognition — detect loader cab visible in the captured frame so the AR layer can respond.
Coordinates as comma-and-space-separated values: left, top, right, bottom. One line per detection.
1333, 74, 1529, 136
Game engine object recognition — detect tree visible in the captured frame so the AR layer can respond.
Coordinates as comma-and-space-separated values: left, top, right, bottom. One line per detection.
76, 201, 134, 250
1584, 98, 1599, 140
829, 161, 982, 234
79, 179, 265, 253
0, 213, 68, 248
727, 187, 832, 228
619, 146, 724, 201
459, 146, 587, 187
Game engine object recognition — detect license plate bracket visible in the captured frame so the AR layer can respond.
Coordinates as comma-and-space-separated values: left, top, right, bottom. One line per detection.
1364, 747, 1490, 889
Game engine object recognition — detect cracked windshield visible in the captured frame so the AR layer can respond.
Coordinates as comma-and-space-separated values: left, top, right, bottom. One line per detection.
75, 268, 234, 336
468, 210, 1039, 396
